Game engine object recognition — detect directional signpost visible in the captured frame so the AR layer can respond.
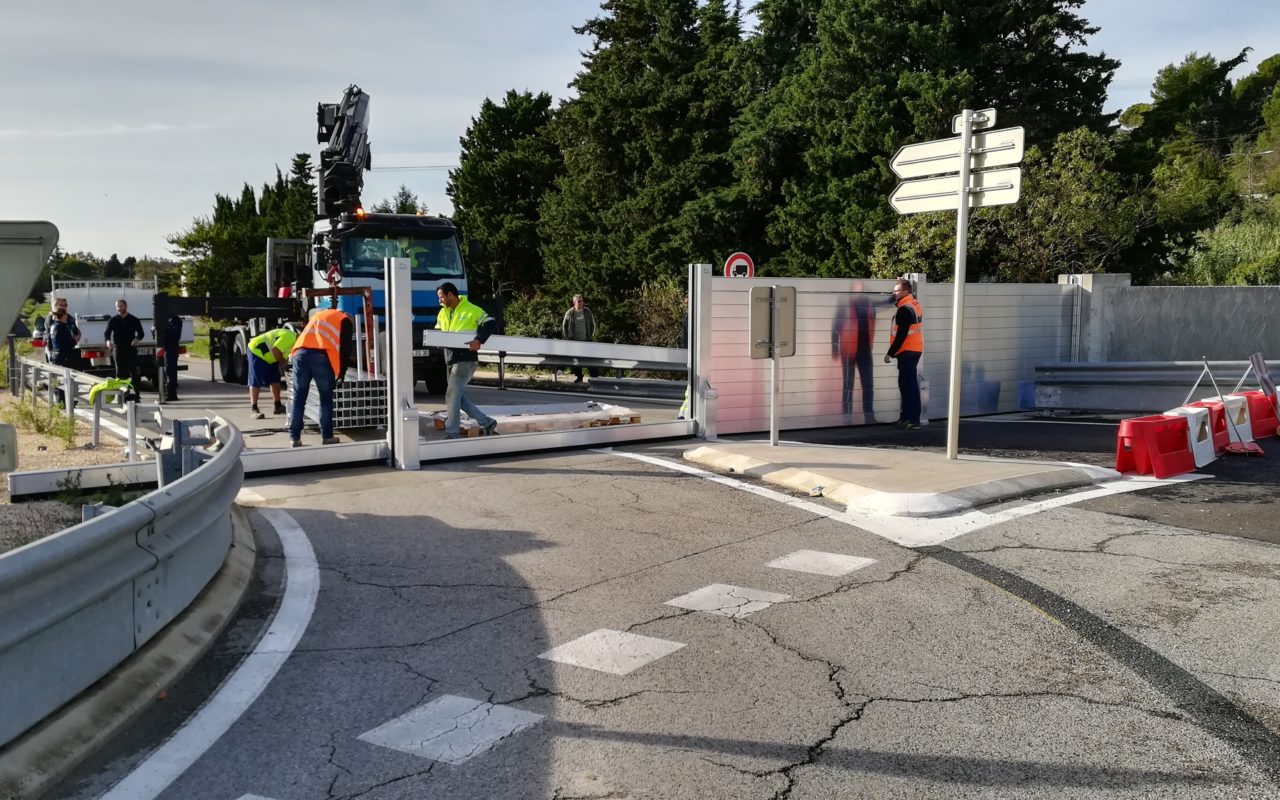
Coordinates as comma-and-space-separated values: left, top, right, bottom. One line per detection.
890, 108, 1025, 460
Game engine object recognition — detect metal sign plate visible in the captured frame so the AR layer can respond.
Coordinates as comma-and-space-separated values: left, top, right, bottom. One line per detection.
952, 108, 997, 133
889, 166, 1022, 215
750, 286, 773, 360
889, 126, 1025, 180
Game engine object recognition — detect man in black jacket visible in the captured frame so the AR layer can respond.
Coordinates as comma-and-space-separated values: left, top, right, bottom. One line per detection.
104, 299, 145, 384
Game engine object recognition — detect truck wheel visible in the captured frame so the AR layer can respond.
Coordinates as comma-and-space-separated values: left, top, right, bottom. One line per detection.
424, 363, 448, 395
231, 337, 249, 385
218, 332, 238, 382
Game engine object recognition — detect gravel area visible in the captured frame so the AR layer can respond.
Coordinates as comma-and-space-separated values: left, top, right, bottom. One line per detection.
1, 396, 147, 554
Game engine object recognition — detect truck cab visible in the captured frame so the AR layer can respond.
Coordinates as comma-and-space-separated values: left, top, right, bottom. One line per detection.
316, 210, 467, 393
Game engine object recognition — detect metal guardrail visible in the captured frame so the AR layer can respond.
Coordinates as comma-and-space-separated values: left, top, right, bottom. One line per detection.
1035, 360, 1280, 413
11, 354, 153, 457
0, 415, 243, 748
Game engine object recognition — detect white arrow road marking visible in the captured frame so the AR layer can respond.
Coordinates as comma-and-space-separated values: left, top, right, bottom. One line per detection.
100, 509, 319, 800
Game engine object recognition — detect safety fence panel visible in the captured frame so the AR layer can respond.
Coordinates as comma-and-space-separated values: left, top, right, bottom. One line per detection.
0, 418, 243, 748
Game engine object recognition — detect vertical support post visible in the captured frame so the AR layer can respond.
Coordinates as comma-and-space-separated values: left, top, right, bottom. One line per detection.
6, 335, 16, 396
62, 367, 74, 415
770, 285, 780, 447
354, 311, 365, 377
126, 400, 138, 462
92, 392, 102, 448
385, 257, 420, 470
690, 263, 714, 438
946, 109, 974, 461
498, 353, 506, 390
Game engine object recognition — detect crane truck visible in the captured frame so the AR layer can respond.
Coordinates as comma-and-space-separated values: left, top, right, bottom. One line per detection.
206, 84, 465, 395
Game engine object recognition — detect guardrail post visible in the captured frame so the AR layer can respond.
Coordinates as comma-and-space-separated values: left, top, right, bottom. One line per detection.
126, 400, 138, 462
6, 334, 16, 395
62, 366, 74, 415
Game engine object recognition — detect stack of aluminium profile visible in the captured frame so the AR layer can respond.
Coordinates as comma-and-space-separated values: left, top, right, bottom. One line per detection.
289, 369, 388, 430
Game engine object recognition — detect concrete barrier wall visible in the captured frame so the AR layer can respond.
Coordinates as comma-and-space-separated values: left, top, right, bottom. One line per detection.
707, 277, 1075, 435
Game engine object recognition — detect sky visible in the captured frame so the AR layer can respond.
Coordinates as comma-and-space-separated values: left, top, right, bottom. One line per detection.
2, 1, 1277, 261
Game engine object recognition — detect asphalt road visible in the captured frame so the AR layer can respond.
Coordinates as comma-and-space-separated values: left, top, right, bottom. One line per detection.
49, 434, 1280, 799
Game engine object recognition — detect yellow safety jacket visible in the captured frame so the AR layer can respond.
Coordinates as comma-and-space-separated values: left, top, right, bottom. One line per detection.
248, 328, 297, 365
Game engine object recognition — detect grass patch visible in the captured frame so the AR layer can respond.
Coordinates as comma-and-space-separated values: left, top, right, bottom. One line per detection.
2, 399, 77, 447
186, 317, 213, 360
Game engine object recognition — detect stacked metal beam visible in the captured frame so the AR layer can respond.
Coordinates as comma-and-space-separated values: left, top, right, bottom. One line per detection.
289, 377, 387, 430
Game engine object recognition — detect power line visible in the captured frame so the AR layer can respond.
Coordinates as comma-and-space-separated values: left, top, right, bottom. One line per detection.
370, 164, 458, 172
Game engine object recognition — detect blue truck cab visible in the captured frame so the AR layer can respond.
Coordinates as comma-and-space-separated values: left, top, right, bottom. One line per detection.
317, 210, 467, 394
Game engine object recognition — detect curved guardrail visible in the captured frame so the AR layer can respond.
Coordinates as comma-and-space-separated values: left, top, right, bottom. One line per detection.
0, 416, 243, 748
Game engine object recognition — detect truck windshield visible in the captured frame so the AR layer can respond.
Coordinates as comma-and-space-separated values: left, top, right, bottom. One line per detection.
340, 235, 465, 280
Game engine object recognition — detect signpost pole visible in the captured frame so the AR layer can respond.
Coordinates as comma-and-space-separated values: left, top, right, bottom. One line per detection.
946, 110, 973, 461
770, 286, 780, 447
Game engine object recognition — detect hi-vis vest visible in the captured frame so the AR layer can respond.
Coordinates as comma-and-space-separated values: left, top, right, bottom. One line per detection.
248, 328, 297, 365
892, 296, 924, 353
291, 309, 347, 378
435, 297, 488, 333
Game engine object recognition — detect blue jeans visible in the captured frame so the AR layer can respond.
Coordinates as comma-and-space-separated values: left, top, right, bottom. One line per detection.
444, 360, 493, 437
290, 349, 335, 440
896, 350, 922, 425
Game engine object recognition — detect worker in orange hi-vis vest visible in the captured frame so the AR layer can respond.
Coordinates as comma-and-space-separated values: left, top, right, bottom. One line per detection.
831, 280, 876, 419
288, 308, 353, 447
883, 278, 924, 429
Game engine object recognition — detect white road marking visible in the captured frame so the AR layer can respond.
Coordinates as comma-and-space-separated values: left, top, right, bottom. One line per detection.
100, 509, 319, 800
235, 795, 278, 800
604, 449, 1206, 547
358, 695, 543, 765
665, 584, 790, 618
767, 550, 877, 577
539, 629, 686, 675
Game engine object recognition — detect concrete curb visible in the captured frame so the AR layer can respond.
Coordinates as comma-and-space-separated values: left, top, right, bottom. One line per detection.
683, 445, 1122, 518
0, 505, 257, 800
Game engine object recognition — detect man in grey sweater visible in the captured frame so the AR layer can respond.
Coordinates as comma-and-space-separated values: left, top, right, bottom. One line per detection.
561, 293, 598, 382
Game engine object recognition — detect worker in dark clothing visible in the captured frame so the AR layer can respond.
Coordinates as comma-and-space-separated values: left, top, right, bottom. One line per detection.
161, 314, 183, 401
104, 299, 145, 385
883, 279, 924, 429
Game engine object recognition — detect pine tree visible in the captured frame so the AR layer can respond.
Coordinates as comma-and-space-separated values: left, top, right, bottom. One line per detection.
448, 90, 561, 298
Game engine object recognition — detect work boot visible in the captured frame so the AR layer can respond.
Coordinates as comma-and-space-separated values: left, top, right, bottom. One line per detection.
251, 406, 265, 420
322, 436, 340, 445
482, 420, 499, 436
273, 402, 287, 415
290, 439, 302, 448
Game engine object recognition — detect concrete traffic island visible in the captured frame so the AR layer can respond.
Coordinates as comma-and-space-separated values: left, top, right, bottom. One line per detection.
684, 441, 1120, 517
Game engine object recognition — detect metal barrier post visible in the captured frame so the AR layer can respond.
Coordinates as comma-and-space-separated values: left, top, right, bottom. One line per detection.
126, 400, 138, 462
6, 334, 15, 396
385, 256, 420, 470
91, 392, 103, 448
62, 366, 74, 415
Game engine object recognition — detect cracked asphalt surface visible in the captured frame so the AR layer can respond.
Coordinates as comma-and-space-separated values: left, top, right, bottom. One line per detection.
50, 435, 1280, 799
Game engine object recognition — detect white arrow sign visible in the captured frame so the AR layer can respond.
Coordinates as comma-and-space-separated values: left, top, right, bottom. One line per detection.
889, 126, 1025, 180
889, 166, 1022, 215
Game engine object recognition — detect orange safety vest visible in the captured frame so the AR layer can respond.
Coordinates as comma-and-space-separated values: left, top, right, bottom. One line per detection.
892, 296, 924, 353
291, 309, 347, 378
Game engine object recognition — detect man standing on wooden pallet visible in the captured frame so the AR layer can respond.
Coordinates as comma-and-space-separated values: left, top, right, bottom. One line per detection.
436, 282, 499, 439
884, 278, 925, 429
289, 309, 352, 447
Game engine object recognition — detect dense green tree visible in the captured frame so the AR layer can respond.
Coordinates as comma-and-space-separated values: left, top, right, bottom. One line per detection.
169, 154, 318, 295
763, 0, 1118, 278
448, 90, 562, 298
370, 184, 425, 214
540, 0, 739, 338
870, 128, 1142, 282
